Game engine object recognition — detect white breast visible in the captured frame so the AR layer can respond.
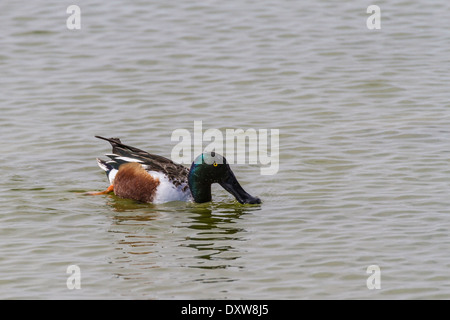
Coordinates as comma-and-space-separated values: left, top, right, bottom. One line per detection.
147, 171, 192, 204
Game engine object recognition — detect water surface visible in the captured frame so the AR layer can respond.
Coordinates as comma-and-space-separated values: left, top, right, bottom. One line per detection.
1, 0, 450, 299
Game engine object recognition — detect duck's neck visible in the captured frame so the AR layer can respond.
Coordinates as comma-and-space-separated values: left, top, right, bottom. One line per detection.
188, 172, 212, 203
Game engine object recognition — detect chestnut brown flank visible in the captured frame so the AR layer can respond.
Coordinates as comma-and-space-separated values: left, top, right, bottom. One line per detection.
113, 162, 160, 203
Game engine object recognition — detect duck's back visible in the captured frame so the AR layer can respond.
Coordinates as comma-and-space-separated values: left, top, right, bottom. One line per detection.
95, 136, 191, 203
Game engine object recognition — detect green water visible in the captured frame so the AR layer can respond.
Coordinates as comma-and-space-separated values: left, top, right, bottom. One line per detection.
1, 0, 450, 299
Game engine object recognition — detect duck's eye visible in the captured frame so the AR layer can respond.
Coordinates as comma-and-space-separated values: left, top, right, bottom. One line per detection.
213, 162, 218, 167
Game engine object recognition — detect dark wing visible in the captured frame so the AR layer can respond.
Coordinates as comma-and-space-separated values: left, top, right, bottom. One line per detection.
95, 136, 189, 185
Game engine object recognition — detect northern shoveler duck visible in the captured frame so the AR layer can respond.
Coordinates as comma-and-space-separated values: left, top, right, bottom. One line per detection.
89, 136, 261, 205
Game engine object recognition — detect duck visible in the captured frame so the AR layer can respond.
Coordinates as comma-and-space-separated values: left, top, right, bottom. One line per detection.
88, 136, 261, 205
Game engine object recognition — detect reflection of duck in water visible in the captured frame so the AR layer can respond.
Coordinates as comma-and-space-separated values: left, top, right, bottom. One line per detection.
180, 203, 261, 270
89, 136, 261, 205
